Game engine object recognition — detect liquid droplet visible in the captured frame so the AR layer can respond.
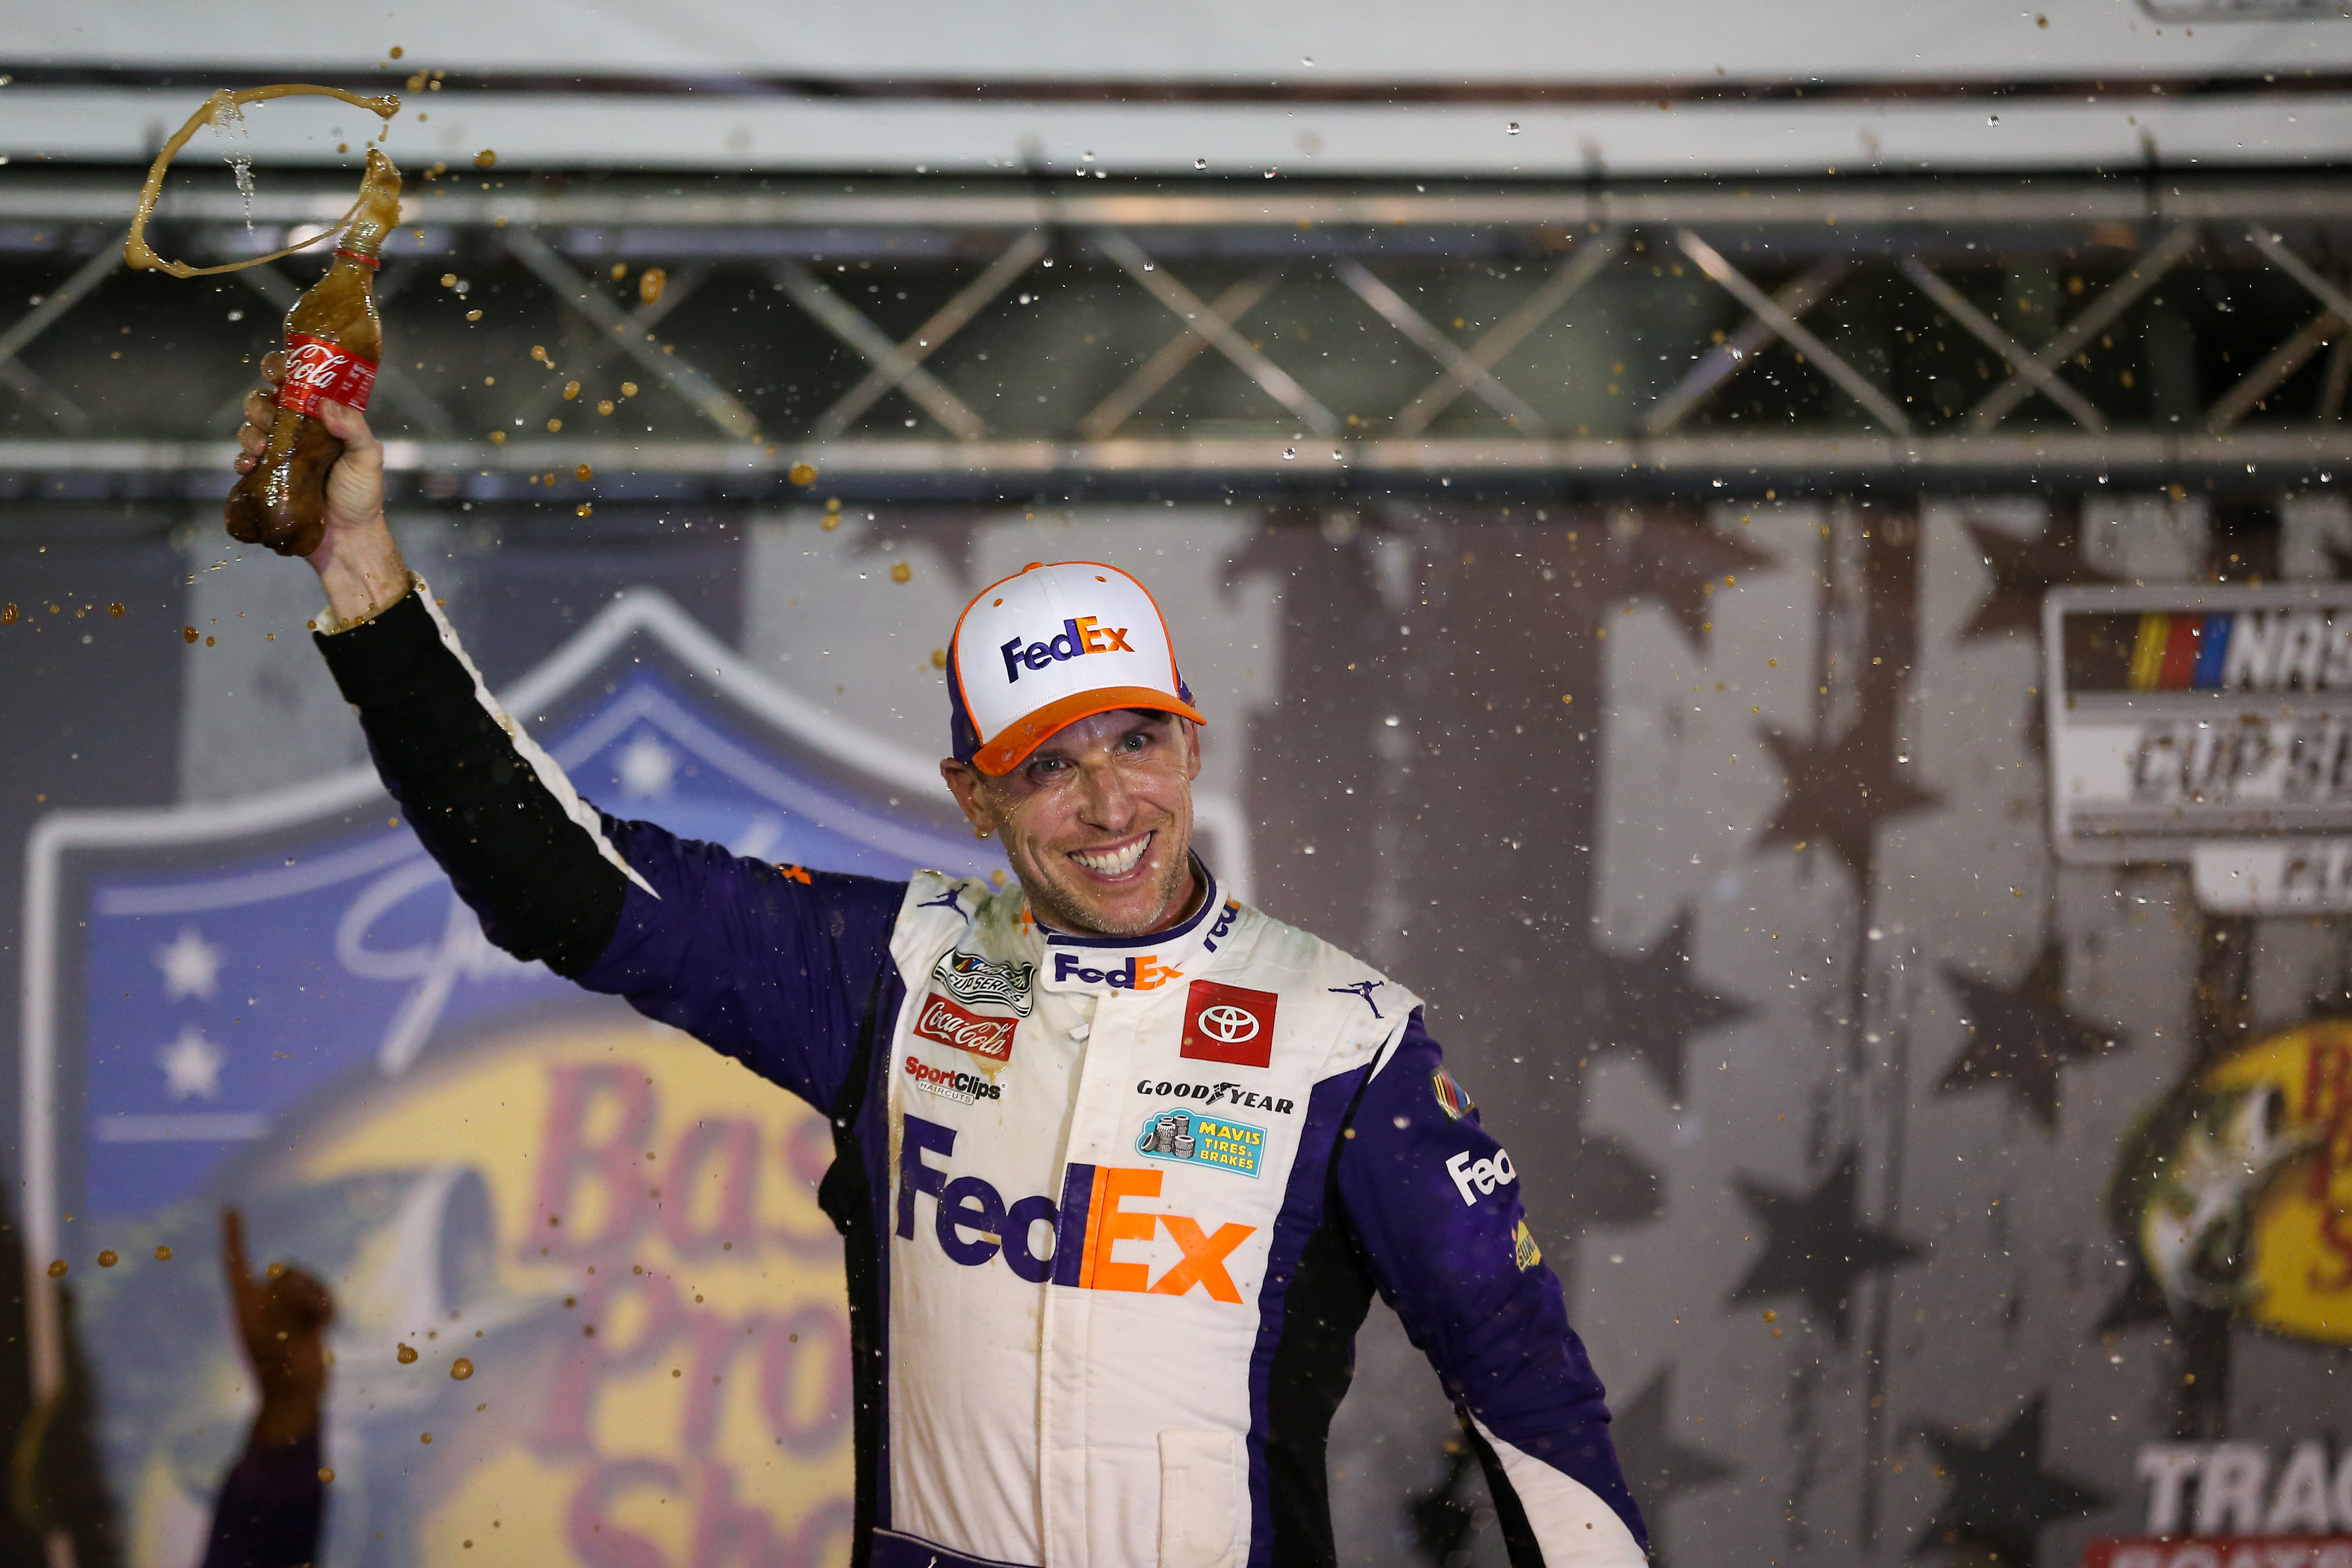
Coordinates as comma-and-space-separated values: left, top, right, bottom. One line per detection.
2, 605, 18, 625
1507, 122, 1522, 135
475, 149, 497, 169
397, 1342, 419, 1364
891, 561, 913, 584
466, 309, 482, 322
562, 381, 580, 401
620, 382, 639, 397
576, 503, 594, 517
319, 1467, 335, 1483
450, 1358, 475, 1380
46, 1260, 65, 1278
596, 399, 614, 415
1194, 157, 1208, 170
639, 268, 667, 306
788, 462, 818, 486
1988, 114, 2000, 126
576, 463, 593, 481
108, 603, 122, 617
153, 1245, 172, 1261
420, 1432, 432, 1444
1283, 447, 1297, 459
182, 626, 198, 643
96, 1251, 117, 1268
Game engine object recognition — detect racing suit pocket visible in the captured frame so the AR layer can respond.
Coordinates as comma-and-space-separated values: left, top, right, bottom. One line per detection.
1157, 1429, 1243, 1568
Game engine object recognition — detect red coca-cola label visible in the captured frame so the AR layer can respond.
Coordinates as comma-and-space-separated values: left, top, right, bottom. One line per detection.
913, 993, 1015, 1062
278, 332, 378, 416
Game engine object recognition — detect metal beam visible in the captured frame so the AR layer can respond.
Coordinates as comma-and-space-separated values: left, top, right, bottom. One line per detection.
1078, 267, 1285, 442
0, 237, 123, 436
1968, 223, 2201, 430
814, 231, 1048, 439
1334, 259, 1545, 433
2208, 308, 2344, 433
1897, 256, 2106, 430
770, 260, 987, 441
1090, 229, 1339, 437
1395, 235, 1621, 437
1675, 228, 1913, 436
503, 226, 761, 442
1645, 258, 1849, 436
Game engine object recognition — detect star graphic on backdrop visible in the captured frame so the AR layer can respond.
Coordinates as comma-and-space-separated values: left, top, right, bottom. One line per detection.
1565, 910, 1750, 1098
1610, 1367, 1735, 1546
1913, 1396, 2109, 1564
157, 1026, 225, 1101
153, 926, 223, 1001
616, 733, 678, 798
1937, 938, 2122, 1133
1613, 507, 1778, 651
1957, 506, 2117, 643
1755, 720, 1943, 878
1555, 1131, 1664, 1230
1729, 1146, 1925, 1342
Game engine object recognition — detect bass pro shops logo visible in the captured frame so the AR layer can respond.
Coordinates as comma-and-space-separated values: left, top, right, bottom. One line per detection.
900, 1114, 1256, 1303
1181, 979, 1278, 1069
931, 950, 1035, 1017
1000, 617, 1133, 683
913, 994, 1015, 1062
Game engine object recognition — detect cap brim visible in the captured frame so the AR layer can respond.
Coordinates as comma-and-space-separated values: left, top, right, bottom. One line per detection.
970, 686, 1208, 775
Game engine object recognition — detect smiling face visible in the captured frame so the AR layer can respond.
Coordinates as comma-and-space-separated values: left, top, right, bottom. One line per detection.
941, 708, 1202, 938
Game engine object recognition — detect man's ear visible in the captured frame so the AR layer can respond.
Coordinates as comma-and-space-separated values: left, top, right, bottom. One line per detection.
1180, 718, 1203, 783
941, 758, 994, 834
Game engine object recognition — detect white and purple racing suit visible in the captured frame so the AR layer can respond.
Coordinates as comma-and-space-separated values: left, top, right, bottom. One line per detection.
316, 583, 1648, 1568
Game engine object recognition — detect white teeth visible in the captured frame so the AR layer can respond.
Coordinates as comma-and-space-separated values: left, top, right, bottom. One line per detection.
1072, 836, 1148, 876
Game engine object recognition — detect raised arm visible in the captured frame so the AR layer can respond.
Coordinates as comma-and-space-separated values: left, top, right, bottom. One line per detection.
203, 1207, 331, 1568
238, 379, 906, 1109
1337, 1016, 1648, 1567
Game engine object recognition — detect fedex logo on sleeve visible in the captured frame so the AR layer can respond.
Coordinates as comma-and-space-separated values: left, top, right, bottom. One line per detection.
1446, 1146, 1518, 1206
1002, 617, 1132, 682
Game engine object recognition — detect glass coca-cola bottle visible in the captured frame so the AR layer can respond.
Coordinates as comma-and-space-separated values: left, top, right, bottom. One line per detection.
224, 148, 402, 556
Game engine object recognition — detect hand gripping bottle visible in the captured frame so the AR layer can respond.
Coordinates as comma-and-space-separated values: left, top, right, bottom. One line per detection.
224, 149, 402, 556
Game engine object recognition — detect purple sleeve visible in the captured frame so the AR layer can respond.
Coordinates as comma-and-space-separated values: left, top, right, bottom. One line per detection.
200, 1430, 321, 1568
572, 817, 906, 1113
1335, 1011, 1649, 1556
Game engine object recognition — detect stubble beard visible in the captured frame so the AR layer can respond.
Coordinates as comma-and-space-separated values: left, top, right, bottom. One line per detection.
1013, 830, 1194, 938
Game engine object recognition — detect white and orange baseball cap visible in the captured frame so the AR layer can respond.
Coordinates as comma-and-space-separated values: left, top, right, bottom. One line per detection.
947, 561, 1205, 774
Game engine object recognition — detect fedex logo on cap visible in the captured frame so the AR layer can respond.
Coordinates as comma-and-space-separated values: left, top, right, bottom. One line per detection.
948, 561, 1207, 775
1001, 616, 1133, 682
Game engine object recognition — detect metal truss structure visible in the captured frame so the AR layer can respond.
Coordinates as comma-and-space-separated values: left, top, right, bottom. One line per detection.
6, 171, 2352, 504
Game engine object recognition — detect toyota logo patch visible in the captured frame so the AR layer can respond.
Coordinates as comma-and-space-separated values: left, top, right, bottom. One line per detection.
1196, 1005, 1260, 1044
1181, 979, 1279, 1069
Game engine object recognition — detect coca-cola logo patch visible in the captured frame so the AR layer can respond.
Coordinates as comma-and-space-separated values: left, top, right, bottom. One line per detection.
277, 332, 379, 416
1180, 979, 1279, 1069
913, 992, 1015, 1062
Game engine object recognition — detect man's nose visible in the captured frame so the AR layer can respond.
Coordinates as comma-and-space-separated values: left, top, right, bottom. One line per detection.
1074, 754, 1139, 826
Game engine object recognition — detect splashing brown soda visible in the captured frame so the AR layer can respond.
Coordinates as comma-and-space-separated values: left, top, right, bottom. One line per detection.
223, 149, 402, 557
450, 1358, 474, 1380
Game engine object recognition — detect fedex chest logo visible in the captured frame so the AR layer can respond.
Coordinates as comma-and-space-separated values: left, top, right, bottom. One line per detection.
1002, 616, 1132, 683
1053, 951, 1180, 990
898, 1113, 1256, 1303
1181, 979, 1278, 1069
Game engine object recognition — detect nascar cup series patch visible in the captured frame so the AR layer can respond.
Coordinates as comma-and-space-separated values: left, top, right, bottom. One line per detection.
1135, 1107, 1266, 1178
931, 950, 1035, 1016
1430, 1067, 1474, 1121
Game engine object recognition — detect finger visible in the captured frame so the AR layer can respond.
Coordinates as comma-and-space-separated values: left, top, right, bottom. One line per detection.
311, 397, 376, 450
258, 351, 286, 385
219, 1207, 253, 1294
243, 389, 276, 430
238, 423, 268, 460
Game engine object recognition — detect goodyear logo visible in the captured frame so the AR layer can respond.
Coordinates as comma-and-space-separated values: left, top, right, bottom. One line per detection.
1001, 616, 1132, 683
1135, 1108, 1265, 1179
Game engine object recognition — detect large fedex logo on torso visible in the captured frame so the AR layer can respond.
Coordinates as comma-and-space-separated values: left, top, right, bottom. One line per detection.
25, 592, 1003, 1568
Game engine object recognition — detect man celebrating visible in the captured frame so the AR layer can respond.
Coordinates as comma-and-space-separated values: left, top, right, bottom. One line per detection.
235, 389, 1646, 1568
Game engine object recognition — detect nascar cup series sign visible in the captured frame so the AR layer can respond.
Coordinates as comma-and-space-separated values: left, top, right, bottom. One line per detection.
21, 593, 1001, 1568
2045, 584, 2352, 910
